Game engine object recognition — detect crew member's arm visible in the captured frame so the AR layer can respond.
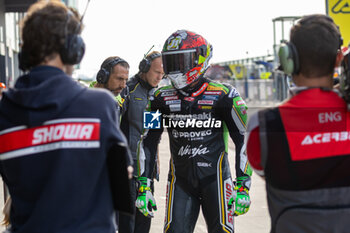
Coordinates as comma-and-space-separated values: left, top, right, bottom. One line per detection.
117, 86, 129, 119
115, 87, 133, 172
138, 97, 163, 178
135, 97, 163, 218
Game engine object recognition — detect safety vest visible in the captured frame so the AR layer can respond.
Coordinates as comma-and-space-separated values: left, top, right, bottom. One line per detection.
258, 88, 350, 233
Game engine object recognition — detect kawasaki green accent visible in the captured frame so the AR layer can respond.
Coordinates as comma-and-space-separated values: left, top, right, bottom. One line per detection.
208, 82, 229, 93
222, 122, 229, 153
232, 96, 247, 127
135, 177, 157, 218
246, 163, 253, 176
228, 176, 251, 216
89, 81, 96, 88
154, 85, 174, 96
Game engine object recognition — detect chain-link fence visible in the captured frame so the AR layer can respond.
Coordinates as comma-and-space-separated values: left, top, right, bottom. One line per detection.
222, 71, 290, 104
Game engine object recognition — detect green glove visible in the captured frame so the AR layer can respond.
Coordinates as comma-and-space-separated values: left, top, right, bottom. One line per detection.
135, 177, 157, 218
228, 176, 251, 216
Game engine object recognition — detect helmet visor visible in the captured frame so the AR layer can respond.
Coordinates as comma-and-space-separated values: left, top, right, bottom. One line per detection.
162, 49, 197, 74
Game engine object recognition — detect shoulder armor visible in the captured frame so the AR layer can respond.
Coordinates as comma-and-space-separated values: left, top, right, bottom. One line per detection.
154, 85, 177, 97
207, 81, 229, 94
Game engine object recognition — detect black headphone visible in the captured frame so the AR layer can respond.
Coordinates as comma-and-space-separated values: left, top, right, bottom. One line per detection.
278, 42, 300, 76
278, 14, 343, 76
96, 58, 128, 84
138, 52, 161, 73
18, 9, 86, 71
59, 0, 92, 65
60, 11, 85, 65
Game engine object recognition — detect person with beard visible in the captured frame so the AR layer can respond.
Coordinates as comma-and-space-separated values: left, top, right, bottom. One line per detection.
92, 56, 129, 97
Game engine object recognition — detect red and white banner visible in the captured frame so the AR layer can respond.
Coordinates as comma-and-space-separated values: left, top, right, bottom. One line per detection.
0, 118, 100, 160
280, 107, 350, 161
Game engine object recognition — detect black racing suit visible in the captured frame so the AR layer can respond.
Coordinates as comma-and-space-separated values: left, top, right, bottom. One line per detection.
143, 77, 251, 233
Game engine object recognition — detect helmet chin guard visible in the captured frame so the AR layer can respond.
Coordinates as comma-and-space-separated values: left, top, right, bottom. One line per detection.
168, 73, 187, 90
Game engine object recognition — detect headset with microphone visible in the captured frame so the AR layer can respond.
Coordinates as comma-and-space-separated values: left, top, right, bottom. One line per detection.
96, 57, 128, 84
138, 45, 161, 73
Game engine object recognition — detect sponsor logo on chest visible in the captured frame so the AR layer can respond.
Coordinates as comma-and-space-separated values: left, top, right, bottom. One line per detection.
166, 100, 181, 105
161, 91, 177, 97
198, 100, 214, 105
164, 96, 179, 101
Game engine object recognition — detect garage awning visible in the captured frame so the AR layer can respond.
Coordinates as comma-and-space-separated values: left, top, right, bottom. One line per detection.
4, 0, 37, 12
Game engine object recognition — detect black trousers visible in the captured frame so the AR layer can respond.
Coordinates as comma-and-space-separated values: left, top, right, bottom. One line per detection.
118, 178, 152, 233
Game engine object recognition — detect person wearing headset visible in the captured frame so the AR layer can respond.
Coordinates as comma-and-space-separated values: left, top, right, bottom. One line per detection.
118, 51, 164, 233
92, 56, 130, 97
91, 57, 132, 232
246, 14, 348, 233
0, 2, 133, 232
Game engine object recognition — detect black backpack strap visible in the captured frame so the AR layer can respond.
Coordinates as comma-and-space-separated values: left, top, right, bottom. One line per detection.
258, 109, 270, 170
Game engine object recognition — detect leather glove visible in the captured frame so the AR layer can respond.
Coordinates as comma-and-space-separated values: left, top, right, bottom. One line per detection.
228, 176, 251, 216
135, 177, 157, 218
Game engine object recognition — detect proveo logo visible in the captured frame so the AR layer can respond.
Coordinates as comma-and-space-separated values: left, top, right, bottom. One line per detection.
172, 129, 212, 138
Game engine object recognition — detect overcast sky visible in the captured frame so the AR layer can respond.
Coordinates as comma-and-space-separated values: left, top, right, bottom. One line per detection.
77, 0, 326, 77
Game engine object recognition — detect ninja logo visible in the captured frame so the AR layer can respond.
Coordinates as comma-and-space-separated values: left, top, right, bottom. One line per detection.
143, 110, 162, 129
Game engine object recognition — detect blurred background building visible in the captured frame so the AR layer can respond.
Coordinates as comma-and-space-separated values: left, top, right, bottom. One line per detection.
0, 0, 347, 104
0, 0, 81, 87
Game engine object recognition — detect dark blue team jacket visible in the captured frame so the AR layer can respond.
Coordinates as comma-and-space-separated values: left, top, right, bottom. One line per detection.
0, 66, 132, 233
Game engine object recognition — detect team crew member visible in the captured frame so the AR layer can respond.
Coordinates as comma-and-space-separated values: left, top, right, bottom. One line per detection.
118, 51, 164, 233
90, 56, 132, 232
91, 56, 130, 97
0, 2, 133, 232
246, 14, 349, 233
141, 30, 252, 233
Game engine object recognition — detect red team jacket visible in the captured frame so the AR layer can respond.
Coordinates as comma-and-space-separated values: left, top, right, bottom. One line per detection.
247, 88, 350, 233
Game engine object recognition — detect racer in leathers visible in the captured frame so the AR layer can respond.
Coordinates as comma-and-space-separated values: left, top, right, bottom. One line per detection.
141, 30, 252, 233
